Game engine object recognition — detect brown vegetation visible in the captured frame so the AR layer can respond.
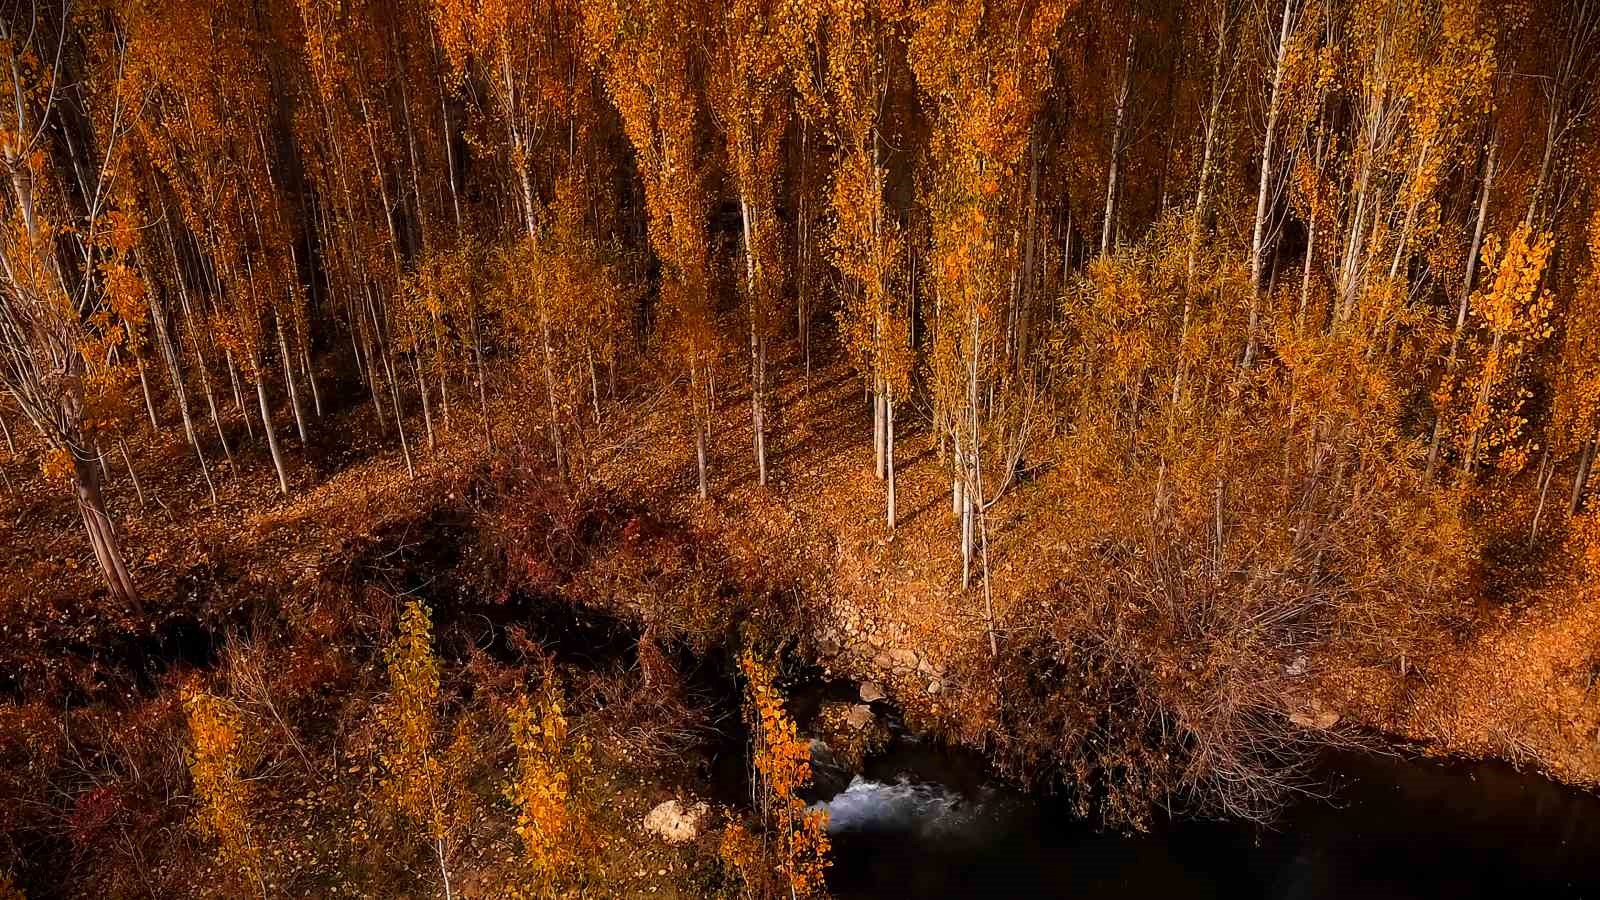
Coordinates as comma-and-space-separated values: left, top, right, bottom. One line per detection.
4, 0, 1600, 895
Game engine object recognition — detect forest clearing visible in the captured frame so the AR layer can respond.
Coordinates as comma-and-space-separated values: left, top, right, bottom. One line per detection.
2, 0, 1600, 896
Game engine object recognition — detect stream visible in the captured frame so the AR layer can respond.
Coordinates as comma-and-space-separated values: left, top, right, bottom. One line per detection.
812, 734, 1600, 899
450, 594, 1600, 899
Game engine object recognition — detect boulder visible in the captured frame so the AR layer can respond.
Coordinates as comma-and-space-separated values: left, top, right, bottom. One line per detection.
859, 681, 886, 703
643, 800, 708, 844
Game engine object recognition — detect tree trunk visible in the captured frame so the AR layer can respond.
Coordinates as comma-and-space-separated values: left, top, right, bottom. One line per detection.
303, 342, 323, 417
521, 170, 566, 477
1427, 136, 1496, 477
385, 345, 416, 479
1572, 437, 1596, 516
885, 391, 896, 530
471, 308, 493, 452
136, 353, 159, 432
1016, 131, 1041, 372
195, 343, 235, 474
72, 449, 138, 606
691, 358, 709, 500
873, 377, 886, 480
1530, 449, 1555, 544
275, 308, 308, 445
797, 119, 813, 384
1297, 125, 1327, 333
118, 438, 146, 511
1246, 0, 1296, 367
740, 196, 767, 486
1101, 32, 1136, 257
413, 354, 436, 452
1187, 2, 1231, 283
587, 344, 601, 425
696, 414, 709, 501
254, 374, 290, 495
227, 350, 254, 440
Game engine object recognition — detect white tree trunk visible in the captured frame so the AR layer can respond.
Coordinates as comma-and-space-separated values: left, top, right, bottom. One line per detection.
255, 374, 290, 495
1246, 0, 1297, 367
1101, 32, 1136, 257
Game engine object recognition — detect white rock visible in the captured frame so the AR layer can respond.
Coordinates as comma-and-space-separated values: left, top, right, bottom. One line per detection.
643, 800, 708, 844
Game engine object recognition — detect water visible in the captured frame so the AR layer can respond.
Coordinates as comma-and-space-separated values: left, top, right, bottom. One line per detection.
815, 739, 1600, 899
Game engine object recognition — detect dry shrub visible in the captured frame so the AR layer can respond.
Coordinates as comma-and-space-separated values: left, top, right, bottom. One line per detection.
1, 692, 196, 898
995, 521, 1331, 826
575, 630, 715, 771
475, 452, 616, 597
479, 445, 797, 652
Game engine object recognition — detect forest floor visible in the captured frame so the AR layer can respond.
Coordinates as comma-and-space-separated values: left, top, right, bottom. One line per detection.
588, 345, 1600, 790
3, 333, 1598, 849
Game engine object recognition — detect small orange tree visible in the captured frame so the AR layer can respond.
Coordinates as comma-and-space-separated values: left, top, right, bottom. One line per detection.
376, 600, 472, 899
504, 672, 598, 896
736, 651, 829, 898
183, 689, 264, 897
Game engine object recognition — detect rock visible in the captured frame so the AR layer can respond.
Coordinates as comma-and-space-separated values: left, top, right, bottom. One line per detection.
643, 800, 707, 844
1285, 655, 1309, 677
859, 681, 886, 703
843, 704, 874, 730
872, 653, 893, 670
926, 679, 943, 695
890, 649, 919, 669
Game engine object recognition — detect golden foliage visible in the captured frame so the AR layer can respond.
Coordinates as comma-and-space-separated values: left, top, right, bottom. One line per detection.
504, 675, 598, 897
737, 651, 829, 898
375, 600, 473, 880
183, 688, 264, 895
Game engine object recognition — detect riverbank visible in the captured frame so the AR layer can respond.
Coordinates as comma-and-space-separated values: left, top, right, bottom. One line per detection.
4, 345, 1599, 895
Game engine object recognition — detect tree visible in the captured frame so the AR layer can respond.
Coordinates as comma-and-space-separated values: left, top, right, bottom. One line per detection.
430, 0, 579, 473
1243, 0, 1303, 366
1451, 223, 1556, 478
910, 0, 1067, 626
184, 689, 265, 897
504, 670, 598, 895
737, 651, 830, 898
583, 0, 717, 499
821, 0, 911, 527
376, 599, 472, 900
712, 0, 790, 488
0, 3, 142, 604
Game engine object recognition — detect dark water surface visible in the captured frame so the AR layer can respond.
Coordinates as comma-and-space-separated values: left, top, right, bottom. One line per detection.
818, 739, 1600, 899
